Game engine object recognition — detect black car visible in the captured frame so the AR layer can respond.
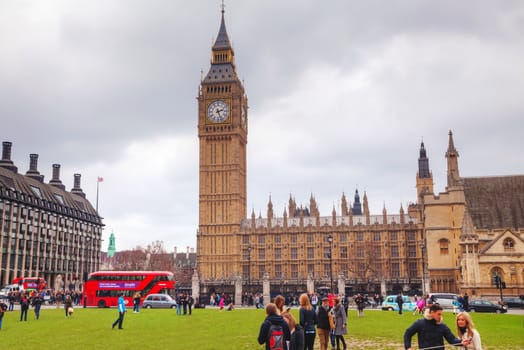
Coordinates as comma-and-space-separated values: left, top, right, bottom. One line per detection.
502, 296, 524, 309
467, 299, 507, 313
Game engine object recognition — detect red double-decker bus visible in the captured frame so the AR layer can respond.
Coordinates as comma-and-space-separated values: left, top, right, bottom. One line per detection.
84, 271, 175, 308
12, 277, 46, 292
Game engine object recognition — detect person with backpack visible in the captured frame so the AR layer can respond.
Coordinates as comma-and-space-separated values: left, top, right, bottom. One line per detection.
258, 303, 291, 350
19, 292, 29, 321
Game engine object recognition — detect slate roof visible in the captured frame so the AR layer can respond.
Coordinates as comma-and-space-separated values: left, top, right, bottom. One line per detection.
0, 166, 102, 225
463, 176, 524, 230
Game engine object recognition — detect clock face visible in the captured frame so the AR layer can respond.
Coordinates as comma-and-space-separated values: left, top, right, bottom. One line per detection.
207, 100, 229, 123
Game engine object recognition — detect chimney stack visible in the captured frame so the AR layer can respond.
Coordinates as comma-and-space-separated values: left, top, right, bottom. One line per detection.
71, 173, 86, 198
25, 153, 44, 182
49, 164, 66, 190
0, 141, 18, 173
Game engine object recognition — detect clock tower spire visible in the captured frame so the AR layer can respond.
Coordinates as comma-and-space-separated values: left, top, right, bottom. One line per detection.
197, 6, 248, 282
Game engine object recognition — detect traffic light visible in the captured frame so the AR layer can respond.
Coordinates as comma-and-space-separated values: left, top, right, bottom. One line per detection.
501, 281, 506, 289
493, 275, 500, 288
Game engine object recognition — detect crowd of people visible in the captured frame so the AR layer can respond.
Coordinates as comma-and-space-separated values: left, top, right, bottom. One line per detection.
256, 292, 484, 350
0, 289, 79, 330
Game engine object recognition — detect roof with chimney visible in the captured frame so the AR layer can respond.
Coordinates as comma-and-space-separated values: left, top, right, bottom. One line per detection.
0, 141, 102, 224
463, 175, 524, 230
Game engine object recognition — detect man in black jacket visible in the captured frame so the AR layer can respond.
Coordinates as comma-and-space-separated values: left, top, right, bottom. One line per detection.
258, 303, 291, 350
316, 297, 332, 350
404, 304, 470, 350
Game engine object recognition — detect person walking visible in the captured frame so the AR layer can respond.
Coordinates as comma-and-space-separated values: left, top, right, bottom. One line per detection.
64, 294, 73, 318
218, 294, 225, 311
19, 292, 29, 321
354, 293, 365, 317
396, 292, 404, 315
456, 312, 482, 350
32, 292, 43, 320
316, 297, 332, 350
299, 293, 317, 350
404, 304, 470, 350
112, 293, 127, 330
333, 297, 347, 350
257, 303, 291, 350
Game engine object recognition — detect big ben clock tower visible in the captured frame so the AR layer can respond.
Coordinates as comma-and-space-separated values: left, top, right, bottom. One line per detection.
197, 7, 248, 282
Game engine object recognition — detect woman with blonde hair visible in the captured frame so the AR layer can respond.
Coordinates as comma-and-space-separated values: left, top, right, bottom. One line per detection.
456, 312, 482, 350
283, 312, 305, 350
299, 293, 317, 350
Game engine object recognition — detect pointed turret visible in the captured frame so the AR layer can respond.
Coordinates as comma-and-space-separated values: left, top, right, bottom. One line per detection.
267, 195, 274, 219
310, 193, 319, 217
352, 189, 362, 215
213, 6, 232, 51
445, 130, 461, 188
416, 139, 434, 201
399, 203, 405, 224
341, 192, 348, 216
288, 194, 296, 218
363, 191, 370, 225
203, 6, 237, 83
418, 141, 431, 178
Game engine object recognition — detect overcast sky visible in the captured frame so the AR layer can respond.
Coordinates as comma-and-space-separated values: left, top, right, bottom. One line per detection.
1, 1, 523, 252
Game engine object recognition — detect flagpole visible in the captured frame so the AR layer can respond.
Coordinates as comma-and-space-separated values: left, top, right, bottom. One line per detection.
96, 178, 100, 212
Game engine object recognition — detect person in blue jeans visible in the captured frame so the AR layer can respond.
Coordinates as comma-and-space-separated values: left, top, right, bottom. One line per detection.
112, 293, 127, 330
133, 292, 141, 313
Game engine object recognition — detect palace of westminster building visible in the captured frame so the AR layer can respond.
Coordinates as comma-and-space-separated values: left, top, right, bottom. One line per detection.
194, 9, 524, 299
1, 9, 522, 301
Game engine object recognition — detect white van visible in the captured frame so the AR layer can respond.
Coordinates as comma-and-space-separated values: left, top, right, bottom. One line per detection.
429, 293, 459, 310
0, 284, 21, 297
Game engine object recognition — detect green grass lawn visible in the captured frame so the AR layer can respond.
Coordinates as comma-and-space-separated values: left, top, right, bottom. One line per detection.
1, 307, 522, 349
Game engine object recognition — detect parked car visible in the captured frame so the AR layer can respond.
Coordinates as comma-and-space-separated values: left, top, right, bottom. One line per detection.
429, 293, 459, 310
467, 299, 507, 313
502, 296, 524, 309
381, 295, 416, 311
142, 294, 177, 309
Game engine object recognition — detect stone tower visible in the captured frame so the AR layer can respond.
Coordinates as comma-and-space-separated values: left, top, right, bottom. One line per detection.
196, 7, 248, 281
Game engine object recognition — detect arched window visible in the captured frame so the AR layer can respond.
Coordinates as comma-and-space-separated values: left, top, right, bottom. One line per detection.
439, 238, 449, 255
503, 238, 515, 251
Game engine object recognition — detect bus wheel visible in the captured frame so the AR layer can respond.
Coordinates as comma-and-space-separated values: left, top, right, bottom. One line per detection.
98, 300, 106, 308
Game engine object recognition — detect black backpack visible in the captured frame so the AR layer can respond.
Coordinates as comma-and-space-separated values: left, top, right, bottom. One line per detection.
267, 323, 284, 350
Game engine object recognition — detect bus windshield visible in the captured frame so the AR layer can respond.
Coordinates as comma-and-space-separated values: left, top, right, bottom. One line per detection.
83, 271, 175, 308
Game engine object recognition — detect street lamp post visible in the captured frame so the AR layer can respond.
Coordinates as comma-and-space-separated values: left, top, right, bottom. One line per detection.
247, 246, 252, 292
327, 235, 333, 294
420, 243, 426, 296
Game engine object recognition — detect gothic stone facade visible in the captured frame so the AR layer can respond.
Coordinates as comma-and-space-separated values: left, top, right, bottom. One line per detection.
419, 132, 524, 298
196, 11, 425, 297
